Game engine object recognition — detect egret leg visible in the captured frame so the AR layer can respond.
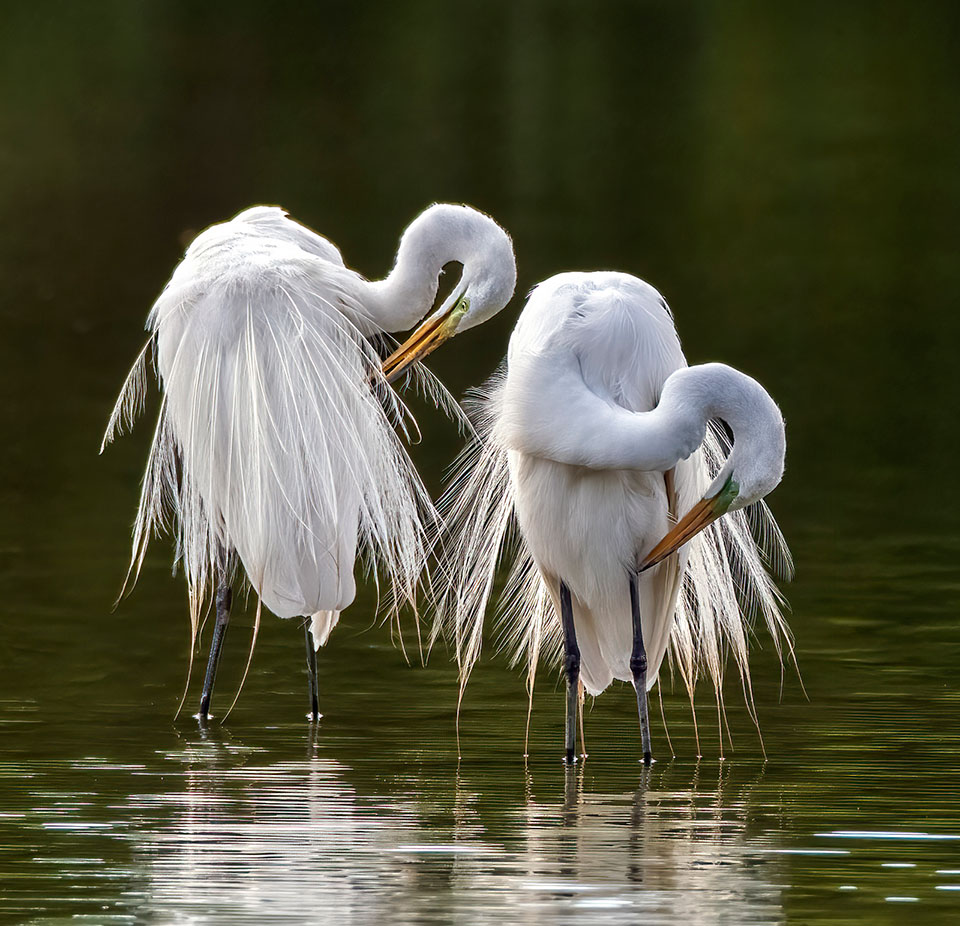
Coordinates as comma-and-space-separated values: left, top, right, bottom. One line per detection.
198, 584, 231, 721
559, 580, 580, 765
629, 572, 653, 765
578, 679, 587, 760
305, 625, 320, 722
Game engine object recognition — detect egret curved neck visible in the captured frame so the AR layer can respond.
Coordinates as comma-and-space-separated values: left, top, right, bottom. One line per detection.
500, 356, 780, 482
500, 352, 702, 472
366, 210, 483, 333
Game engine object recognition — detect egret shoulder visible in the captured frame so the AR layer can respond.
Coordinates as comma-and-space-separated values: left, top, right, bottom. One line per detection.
231, 206, 345, 265
509, 274, 680, 398
149, 217, 375, 345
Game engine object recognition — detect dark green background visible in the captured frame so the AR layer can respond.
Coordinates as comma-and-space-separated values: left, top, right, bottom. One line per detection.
2, 2, 959, 923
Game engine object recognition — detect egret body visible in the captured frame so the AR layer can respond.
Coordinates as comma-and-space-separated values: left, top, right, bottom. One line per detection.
103, 203, 516, 720
438, 272, 790, 763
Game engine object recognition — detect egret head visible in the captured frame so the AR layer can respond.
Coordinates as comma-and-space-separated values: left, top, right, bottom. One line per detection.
381, 204, 516, 382
640, 364, 786, 572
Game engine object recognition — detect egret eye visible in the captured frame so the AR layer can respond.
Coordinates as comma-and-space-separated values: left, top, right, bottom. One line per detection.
451, 296, 470, 324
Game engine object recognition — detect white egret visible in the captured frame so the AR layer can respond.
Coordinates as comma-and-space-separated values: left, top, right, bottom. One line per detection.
102, 203, 516, 720
436, 272, 792, 764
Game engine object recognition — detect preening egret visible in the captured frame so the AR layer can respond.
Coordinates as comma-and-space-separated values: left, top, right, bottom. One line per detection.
102, 203, 516, 720
436, 272, 792, 764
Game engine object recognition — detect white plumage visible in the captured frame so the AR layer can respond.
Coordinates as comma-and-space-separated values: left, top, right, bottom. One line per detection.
436, 271, 791, 760
103, 203, 516, 717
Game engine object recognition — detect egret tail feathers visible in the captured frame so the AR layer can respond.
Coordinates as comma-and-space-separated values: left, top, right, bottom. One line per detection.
309, 610, 341, 649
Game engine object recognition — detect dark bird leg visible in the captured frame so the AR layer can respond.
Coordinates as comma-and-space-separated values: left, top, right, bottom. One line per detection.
559, 580, 580, 765
198, 583, 232, 720
629, 572, 653, 765
305, 624, 320, 722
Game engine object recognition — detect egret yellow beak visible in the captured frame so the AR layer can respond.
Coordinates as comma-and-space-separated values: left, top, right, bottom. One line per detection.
381, 297, 468, 383
639, 476, 739, 572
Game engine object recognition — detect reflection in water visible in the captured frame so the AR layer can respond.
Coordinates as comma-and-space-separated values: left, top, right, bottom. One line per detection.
131, 744, 417, 922
130, 748, 422, 921
4, 711, 960, 923
443, 765, 784, 924
126, 739, 784, 924
130, 745, 405, 918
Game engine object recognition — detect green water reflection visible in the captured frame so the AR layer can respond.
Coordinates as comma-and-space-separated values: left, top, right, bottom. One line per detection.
2, 2, 960, 923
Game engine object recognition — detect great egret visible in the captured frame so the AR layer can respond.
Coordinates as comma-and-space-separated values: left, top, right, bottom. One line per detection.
436, 272, 791, 764
102, 203, 516, 720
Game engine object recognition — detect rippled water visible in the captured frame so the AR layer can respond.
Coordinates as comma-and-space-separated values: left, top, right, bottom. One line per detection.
5, 669, 960, 925
4, 544, 960, 925
3, 2, 960, 923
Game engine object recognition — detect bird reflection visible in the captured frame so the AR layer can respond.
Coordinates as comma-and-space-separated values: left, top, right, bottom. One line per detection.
447, 762, 784, 924
128, 739, 423, 922
127, 744, 783, 924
